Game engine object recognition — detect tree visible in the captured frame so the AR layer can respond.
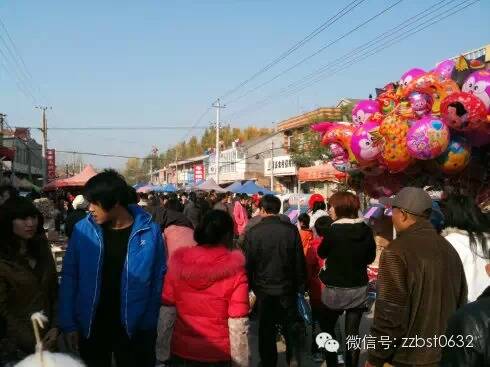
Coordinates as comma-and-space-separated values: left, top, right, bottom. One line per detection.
289, 128, 331, 167
123, 158, 147, 185
340, 101, 355, 122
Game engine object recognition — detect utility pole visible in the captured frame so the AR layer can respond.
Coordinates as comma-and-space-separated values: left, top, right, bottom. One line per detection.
35, 106, 51, 184
212, 99, 226, 184
0, 113, 5, 180
270, 140, 274, 191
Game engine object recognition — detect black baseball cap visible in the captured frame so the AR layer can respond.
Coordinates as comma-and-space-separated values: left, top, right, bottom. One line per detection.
382, 187, 432, 216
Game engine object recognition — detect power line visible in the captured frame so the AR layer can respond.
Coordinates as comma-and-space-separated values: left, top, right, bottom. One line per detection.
19, 125, 209, 131
219, 0, 368, 100
56, 150, 148, 160
227, 0, 478, 120
227, 0, 404, 105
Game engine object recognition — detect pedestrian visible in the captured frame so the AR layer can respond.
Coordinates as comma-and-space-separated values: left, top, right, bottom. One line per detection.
160, 210, 250, 367
183, 192, 201, 228
441, 194, 490, 302
0, 184, 18, 206
440, 257, 489, 366
307, 216, 332, 362
366, 187, 467, 367
180, 192, 189, 208
233, 194, 249, 237
58, 170, 166, 367
308, 193, 328, 233
0, 197, 58, 365
244, 194, 306, 367
297, 213, 314, 256
65, 195, 89, 238
316, 191, 376, 367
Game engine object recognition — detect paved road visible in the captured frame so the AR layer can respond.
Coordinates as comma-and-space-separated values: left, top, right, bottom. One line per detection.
249, 305, 375, 367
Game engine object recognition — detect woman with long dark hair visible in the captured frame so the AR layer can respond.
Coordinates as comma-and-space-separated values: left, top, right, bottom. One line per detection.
317, 192, 376, 367
442, 194, 490, 302
161, 210, 250, 366
0, 197, 58, 365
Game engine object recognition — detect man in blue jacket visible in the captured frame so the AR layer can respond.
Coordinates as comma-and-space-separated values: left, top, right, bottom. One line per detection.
58, 170, 166, 367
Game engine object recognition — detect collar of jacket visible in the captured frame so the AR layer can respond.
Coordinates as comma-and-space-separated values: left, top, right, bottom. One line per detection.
478, 286, 490, 300
87, 204, 152, 237
441, 227, 469, 237
397, 219, 434, 238
261, 215, 281, 222
332, 217, 364, 225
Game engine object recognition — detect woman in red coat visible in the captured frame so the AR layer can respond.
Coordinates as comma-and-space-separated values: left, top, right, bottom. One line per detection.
161, 210, 250, 366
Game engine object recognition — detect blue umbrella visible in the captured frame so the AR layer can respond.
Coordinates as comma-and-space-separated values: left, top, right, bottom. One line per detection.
227, 180, 246, 193
153, 183, 177, 193
132, 182, 148, 190
238, 181, 275, 195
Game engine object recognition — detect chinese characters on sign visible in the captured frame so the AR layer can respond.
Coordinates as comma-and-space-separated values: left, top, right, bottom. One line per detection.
194, 164, 205, 183
46, 149, 56, 181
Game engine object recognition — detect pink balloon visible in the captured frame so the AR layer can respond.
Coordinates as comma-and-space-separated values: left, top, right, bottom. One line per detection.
352, 100, 380, 125
433, 59, 455, 80
462, 70, 490, 112
406, 116, 450, 160
399, 68, 425, 89
408, 91, 433, 118
350, 120, 383, 162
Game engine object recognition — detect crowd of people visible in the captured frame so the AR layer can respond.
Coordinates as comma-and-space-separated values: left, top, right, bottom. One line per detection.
0, 172, 489, 367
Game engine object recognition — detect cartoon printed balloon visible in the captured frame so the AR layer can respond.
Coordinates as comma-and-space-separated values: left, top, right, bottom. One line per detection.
406, 116, 450, 160
432, 59, 455, 80
408, 91, 433, 117
352, 100, 380, 125
461, 70, 490, 112
436, 135, 471, 174
440, 92, 487, 131
404, 72, 459, 115
350, 120, 383, 162
377, 86, 399, 115
378, 115, 412, 172
399, 68, 425, 90
312, 122, 359, 173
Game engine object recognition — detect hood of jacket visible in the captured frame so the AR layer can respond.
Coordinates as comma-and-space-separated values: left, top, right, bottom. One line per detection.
331, 217, 372, 241
170, 245, 245, 290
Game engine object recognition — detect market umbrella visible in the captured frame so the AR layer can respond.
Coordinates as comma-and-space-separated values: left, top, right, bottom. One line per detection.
226, 180, 246, 193
132, 182, 148, 190
153, 183, 177, 193
196, 178, 226, 192
238, 181, 274, 195
137, 184, 155, 193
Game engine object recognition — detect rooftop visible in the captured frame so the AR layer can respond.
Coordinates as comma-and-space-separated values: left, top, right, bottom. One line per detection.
277, 107, 342, 131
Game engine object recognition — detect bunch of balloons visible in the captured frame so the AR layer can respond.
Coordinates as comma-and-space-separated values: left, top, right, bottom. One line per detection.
313, 58, 490, 185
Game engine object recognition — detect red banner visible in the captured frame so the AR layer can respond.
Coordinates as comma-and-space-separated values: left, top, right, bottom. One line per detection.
193, 164, 205, 183
46, 149, 56, 181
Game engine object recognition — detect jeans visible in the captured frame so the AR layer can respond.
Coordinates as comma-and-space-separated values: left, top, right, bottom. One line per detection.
323, 308, 364, 367
79, 324, 156, 367
256, 294, 304, 367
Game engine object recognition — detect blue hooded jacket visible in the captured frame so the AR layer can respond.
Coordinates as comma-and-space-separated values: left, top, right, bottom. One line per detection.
58, 205, 166, 338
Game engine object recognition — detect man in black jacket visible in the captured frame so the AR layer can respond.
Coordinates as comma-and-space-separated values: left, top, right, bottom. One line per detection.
440, 262, 490, 367
244, 194, 306, 367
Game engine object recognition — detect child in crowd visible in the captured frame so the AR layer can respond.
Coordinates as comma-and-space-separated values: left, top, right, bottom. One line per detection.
298, 213, 314, 256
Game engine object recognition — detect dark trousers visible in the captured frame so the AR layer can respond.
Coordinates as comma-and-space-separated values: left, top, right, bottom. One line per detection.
80, 325, 156, 367
311, 305, 330, 354
256, 294, 304, 367
323, 308, 363, 367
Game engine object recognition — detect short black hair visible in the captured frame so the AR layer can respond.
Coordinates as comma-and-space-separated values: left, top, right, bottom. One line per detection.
83, 170, 129, 211
127, 186, 138, 205
258, 191, 264, 196
181, 192, 188, 198
194, 209, 234, 246
298, 213, 310, 228
0, 185, 18, 199
164, 198, 184, 212
261, 194, 280, 215
312, 201, 326, 213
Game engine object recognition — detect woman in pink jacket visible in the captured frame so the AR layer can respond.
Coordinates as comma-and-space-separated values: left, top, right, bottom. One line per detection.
160, 210, 250, 366
233, 194, 249, 236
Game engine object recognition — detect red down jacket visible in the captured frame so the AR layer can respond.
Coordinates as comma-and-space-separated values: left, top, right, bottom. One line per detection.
162, 245, 249, 363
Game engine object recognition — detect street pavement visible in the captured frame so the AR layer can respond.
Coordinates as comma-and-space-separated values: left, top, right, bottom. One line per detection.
249, 305, 375, 367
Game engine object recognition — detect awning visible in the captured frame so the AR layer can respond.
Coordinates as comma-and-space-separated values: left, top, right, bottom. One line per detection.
43, 165, 97, 191
298, 163, 346, 183
0, 146, 15, 161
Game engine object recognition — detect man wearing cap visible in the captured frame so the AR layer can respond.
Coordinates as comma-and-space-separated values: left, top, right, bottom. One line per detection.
366, 187, 467, 367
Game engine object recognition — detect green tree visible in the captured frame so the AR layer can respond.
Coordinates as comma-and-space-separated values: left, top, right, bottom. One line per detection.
123, 158, 147, 185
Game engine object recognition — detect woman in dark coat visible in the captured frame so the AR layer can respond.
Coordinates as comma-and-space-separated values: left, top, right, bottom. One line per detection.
0, 197, 59, 365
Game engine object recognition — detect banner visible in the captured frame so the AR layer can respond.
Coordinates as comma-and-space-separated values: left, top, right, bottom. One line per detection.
46, 149, 56, 181
194, 164, 205, 183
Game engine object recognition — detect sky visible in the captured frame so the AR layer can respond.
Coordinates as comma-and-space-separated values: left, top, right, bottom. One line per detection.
0, 0, 489, 170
